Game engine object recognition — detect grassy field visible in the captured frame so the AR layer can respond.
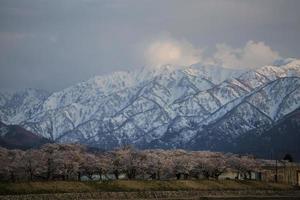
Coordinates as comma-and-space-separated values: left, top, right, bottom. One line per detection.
0, 180, 297, 195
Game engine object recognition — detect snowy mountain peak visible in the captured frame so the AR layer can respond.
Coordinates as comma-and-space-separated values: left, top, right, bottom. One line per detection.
0, 59, 300, 151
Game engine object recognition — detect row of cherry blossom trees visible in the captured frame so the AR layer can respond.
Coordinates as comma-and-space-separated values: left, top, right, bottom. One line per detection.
0, 144, 260, 182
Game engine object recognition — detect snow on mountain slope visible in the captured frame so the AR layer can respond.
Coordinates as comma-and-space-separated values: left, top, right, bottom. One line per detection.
201, 77, 300, 132
18, 64, 241, 141
0, 121, 9, 137
0, 59, 300, 150
162, 77, 300, 149
0, 92, 12, 107
0, 89, 50, 124
246, 77, 300, 120
171, 78, 250, 118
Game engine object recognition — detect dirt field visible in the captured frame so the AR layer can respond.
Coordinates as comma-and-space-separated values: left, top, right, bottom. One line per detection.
1, 190, 300, 200
0, 180, 299, 200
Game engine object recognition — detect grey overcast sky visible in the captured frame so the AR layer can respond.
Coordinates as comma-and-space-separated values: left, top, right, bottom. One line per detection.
0, 0, 299, 91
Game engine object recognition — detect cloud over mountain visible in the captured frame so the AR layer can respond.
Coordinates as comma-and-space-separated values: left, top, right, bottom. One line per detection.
143, 37, 279, 69
144, 38, 203, 68
212, 41, 280, 69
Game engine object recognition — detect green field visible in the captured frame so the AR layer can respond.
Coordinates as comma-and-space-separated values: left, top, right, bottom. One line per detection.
0, 180, 297, 195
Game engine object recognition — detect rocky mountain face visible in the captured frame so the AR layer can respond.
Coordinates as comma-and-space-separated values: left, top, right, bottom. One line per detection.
0, 89, 50, 124
0, 58, 299, 157
231, 108, 300, 160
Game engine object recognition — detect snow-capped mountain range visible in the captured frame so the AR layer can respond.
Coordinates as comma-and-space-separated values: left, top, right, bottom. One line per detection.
1, 58, 300, 153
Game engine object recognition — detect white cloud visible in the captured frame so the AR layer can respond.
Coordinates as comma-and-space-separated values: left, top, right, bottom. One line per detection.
144, 38, 202, 68
212, 41, 280, 69
143, 38, 280, 69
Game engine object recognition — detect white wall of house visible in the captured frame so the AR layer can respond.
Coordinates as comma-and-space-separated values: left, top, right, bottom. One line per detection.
80, 173, 127, 181
219, 172, 238, 180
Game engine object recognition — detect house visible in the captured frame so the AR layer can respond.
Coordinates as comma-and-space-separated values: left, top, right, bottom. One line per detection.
80, 173, 127, 181
218, 170, 261, 180
218, 171, 238, 180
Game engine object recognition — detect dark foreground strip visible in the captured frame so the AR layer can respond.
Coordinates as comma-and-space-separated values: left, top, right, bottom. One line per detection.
0, 190, 300, 200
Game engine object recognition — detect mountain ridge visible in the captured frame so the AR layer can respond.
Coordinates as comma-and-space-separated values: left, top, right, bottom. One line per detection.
0, 121, 51, 150
0, 58, 299, 157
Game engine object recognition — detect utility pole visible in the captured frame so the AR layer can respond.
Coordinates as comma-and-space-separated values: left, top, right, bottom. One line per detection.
275, 158, 278, 182
271, 148, 278, 183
